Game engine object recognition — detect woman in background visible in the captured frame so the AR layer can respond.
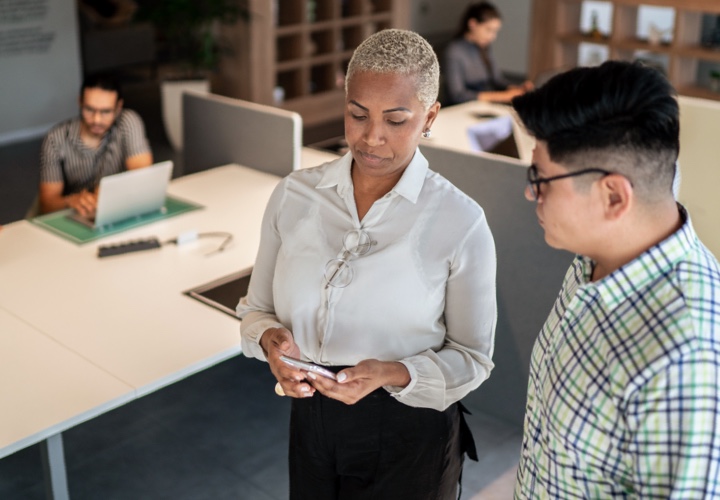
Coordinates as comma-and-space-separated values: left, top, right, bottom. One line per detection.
444, 1, 533, 105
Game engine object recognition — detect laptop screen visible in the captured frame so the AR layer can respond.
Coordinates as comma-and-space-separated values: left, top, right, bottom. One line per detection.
69, 161, 173, 229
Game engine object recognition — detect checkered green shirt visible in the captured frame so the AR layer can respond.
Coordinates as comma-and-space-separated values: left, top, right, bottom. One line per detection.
515, 209, 720, 498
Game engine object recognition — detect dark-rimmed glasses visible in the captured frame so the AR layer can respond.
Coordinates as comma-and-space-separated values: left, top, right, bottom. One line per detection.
526, 164, 611, 201
324, 228, 375, 288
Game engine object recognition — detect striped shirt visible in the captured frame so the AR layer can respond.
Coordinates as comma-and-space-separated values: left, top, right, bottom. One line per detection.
515, 207, 720, 498
39, 109, 150, 194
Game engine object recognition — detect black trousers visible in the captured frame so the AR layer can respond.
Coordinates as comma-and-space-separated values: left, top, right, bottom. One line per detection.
289, 387, 474, 500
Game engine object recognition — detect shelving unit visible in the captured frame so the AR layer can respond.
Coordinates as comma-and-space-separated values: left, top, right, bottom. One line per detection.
529, 0, 720, 101
215, 0, 410, 127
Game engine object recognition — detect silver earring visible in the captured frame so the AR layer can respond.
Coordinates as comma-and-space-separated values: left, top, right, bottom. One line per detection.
422, 129, 431, 138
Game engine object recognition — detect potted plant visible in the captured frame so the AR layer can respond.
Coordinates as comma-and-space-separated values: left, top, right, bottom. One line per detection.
138, 0, 249, 150
710, 69, 720, 93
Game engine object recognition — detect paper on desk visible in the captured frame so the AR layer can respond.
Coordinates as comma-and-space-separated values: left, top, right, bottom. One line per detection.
466, 115, 514, 153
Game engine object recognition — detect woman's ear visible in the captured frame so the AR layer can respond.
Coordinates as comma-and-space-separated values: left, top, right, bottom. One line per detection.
424, 101, 441, 131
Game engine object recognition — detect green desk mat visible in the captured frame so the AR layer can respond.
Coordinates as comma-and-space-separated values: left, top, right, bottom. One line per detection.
31, 196, 203, 245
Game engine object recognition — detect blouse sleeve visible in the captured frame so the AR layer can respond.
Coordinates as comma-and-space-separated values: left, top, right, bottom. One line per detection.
387, 214, 498, 411
236, 179, 288, 361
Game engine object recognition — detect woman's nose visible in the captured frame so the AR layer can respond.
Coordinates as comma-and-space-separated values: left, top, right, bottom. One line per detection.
363, 121, 384, 147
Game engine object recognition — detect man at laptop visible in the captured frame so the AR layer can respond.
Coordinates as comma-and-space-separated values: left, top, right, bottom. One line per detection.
38, 73, 153, 216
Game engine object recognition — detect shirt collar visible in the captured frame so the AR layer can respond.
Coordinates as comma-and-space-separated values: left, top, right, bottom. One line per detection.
315, 148, 429, 204
580, 205, 697, 308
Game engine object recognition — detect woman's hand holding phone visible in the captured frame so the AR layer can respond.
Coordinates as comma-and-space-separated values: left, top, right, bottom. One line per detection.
279, 356, 337, 380
307, 359, 411, 405
260, 327, 316, 398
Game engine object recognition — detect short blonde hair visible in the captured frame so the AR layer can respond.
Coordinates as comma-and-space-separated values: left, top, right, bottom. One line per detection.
345, 29, 439, 110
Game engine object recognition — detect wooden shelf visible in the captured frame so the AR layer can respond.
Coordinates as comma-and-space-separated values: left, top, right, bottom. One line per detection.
677, 84, 720, 100
675, 45, 720, 62
214, 0, 410, 125
612, 38, 673, 53
558, 33, 611, 45
530, 0, 720, 101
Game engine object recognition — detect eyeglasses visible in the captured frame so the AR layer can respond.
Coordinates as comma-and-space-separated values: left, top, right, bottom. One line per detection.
81, 105, 116, 117
526, 164, 611, 201
324, 228, 375, 288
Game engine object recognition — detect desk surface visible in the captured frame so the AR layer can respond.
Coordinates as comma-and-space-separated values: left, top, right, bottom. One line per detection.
0, 165, 279, 391
301, 146, 342, 168
428, 101, 534, 165
0, 307, 135, 457
0, 164, 282, 459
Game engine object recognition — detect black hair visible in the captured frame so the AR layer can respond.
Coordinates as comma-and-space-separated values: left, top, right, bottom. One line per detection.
453, 2, 501, 39
512, 60, 679, 200
81, 73, 123, 101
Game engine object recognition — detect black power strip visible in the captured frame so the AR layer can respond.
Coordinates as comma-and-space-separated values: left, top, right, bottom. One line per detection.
97, 237, 162, 258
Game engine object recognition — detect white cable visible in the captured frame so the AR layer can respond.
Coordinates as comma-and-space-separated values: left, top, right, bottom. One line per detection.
175, 230, 199, 245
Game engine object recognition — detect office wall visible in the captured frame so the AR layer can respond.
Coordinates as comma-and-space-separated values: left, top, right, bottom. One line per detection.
0, 0, 82, 145
411, 0, 531, 76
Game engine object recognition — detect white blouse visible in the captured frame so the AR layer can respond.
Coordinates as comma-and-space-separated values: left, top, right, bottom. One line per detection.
237, 149, 497, 411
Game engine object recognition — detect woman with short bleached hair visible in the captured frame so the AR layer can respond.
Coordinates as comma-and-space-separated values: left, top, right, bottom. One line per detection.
238, 29, 497, 499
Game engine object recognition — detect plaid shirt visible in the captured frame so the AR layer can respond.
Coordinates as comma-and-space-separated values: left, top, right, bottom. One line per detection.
516, 208, 720, 498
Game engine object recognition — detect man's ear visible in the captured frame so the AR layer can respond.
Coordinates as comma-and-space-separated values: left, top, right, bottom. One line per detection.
115, 98, 124, 113
600, 174, 633, 220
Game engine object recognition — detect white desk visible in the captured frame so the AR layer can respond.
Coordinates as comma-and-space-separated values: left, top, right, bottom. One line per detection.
428, 101, 534, 165
0, 165, 278, 393
300, 146, 342, 168
0, 164, 283, 499
0, 306, 134, 452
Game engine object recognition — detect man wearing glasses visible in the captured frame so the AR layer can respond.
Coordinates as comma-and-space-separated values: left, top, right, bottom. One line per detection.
512, 60, 720, 498
38, 73, 153, 216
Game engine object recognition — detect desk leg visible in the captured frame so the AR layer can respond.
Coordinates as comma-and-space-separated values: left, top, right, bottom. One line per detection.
41, 433, 70, 500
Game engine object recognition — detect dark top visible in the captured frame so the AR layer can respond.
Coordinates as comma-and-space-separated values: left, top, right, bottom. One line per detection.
444, 38, 509, 105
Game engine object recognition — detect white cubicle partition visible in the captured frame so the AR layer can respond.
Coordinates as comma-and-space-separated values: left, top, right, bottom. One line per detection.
677, 96, 720, 259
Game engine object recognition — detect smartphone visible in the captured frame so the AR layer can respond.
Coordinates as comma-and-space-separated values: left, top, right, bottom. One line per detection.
279, 356, 337, 380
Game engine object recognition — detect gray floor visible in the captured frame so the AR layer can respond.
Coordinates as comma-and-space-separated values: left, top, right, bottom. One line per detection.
0, 76, 522, 499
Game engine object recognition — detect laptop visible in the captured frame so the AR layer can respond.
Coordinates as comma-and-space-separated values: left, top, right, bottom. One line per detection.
68, 161, 173, 229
